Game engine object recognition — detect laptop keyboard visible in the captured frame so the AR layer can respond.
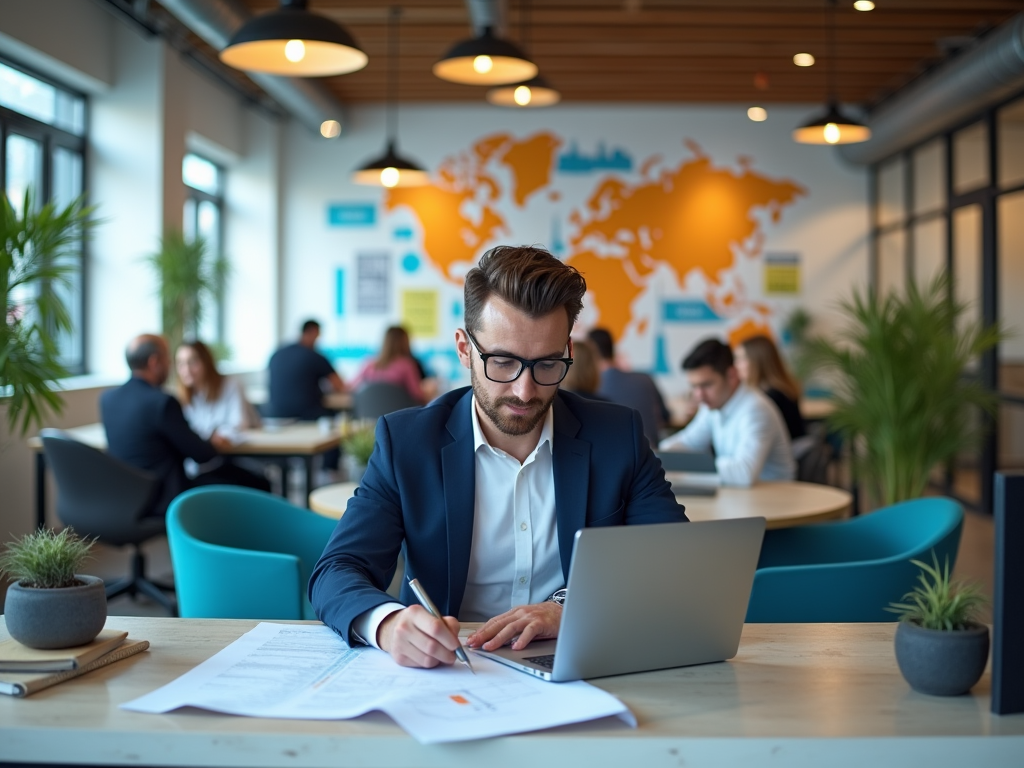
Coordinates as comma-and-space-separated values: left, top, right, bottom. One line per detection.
524, 654, 556, 670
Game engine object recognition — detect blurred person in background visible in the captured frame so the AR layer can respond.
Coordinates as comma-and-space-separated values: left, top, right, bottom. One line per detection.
266, 319, 346, 420
559, 338, 606, 400
352, 326, 427, 404
734, 335, 806, 441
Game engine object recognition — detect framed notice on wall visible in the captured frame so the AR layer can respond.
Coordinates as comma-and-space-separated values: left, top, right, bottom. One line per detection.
357, 252, 390, 314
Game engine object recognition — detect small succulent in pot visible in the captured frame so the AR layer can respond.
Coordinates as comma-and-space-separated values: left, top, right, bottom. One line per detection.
1, 528, 107, 649
341, 425, 376, 483
888, 552, 989, 696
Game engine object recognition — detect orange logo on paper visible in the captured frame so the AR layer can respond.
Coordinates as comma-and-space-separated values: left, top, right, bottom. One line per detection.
450, 694, 470, 705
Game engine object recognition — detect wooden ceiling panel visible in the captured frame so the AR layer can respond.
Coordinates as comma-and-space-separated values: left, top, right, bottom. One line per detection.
224, 1, 1022, 106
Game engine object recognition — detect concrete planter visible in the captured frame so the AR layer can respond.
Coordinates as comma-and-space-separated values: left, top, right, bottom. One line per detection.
4, 574, 107, 649
894, 620, 990, 696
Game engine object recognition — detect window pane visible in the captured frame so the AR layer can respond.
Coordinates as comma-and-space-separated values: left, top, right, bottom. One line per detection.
5, 133, 43, 213
998, 96, 1024, 190
0, 61, 84, 135
52, 146, 82, 207
912, 139, 945, 215
183, 154, 220, 196
953, 122, 989, 195
952, 205, 982, 332
877, 157, 904, 227
197, 200, 221, 344
1000, 402, 1024, 468
998, 191, 1024, 394
51, 148, 84, 366
877, 228, 905, 298
912, 216, 946, 286
183, 197, 197, 240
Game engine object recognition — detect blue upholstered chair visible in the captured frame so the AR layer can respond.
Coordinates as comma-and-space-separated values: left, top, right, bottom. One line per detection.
746, 497, 964, 623
167, 486, 338, 620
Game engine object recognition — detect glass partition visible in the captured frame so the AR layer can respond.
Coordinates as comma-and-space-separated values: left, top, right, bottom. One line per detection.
998, 96, 1024, 189
912, 217, 946, 286
912, 139, 945, 215
878, 229, 906, 299
877, 156, 905, 227
953, 121, 989, 195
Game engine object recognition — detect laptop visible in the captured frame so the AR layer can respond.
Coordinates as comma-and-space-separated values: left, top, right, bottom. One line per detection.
656, 451, 720, 497
475, 517, 765, 682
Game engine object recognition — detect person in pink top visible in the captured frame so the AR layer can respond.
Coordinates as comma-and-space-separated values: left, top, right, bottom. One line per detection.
353, 326, 426, 404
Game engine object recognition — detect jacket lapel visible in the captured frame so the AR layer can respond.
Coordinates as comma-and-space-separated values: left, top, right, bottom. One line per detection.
441, 390, 476, 617
552, 395, 590, 581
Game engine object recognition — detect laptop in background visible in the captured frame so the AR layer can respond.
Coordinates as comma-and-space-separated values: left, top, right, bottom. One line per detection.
656, 451, 720, 496
475, 517, 765, 682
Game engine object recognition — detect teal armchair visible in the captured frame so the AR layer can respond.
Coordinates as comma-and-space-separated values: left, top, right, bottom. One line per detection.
167, 486, 338, 620
746, 497, 964, 622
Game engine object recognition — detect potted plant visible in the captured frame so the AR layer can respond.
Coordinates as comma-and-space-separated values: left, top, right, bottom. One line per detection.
806, 274, 1002, 506
145, 229, 228, 364
341, 425, 376, 484
0, 527, 106, 649
1, 190, 95, 437
888, 553, 989, 696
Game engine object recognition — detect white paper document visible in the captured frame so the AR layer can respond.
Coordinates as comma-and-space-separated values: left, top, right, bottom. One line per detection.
121, 622, 635, 743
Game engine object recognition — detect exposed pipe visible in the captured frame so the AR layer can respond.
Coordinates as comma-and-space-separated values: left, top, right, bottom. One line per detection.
464, 0, 506, 36
158, 0, 346, 136
840, 13, 1024, 165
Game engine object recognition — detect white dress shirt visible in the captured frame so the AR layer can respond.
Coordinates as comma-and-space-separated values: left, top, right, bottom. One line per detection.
352, 397, 564, 646
181, 377, 259, 477
659, 383, 795, 487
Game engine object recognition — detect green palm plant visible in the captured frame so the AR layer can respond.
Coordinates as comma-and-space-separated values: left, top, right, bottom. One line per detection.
806, 273, 1002, 506
145, 229, 227, 359
1, 190, 95, 436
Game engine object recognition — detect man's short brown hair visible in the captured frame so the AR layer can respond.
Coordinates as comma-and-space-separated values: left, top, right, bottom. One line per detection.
463, 245, 586, 333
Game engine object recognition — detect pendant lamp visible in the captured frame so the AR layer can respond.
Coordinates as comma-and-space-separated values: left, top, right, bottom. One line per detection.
220, 0, 368, 77
433, 26, 537, 86
793, 0, 871, 145
353, 7, 428, 188
486, 2, 560, 108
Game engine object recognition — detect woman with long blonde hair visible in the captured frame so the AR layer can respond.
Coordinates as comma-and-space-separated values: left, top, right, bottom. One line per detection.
734, 335, 806, 439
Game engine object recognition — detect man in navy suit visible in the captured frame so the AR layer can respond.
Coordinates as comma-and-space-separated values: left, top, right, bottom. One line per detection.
101, 335, 232, 517
310, 246, 688, 669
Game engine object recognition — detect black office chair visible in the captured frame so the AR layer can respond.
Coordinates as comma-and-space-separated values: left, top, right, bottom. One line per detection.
795, 424, 834, 485
352, 382, 419, 421
39, 429, 177, 615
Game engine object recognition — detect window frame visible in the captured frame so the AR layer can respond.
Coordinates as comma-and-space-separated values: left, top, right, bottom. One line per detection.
182, 152, 227, 347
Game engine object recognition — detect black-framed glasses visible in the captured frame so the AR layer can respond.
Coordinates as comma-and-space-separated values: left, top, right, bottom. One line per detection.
464, 329, 573, 386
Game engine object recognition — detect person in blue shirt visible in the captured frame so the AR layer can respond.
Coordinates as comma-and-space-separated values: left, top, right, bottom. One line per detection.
266, 320, 346, 421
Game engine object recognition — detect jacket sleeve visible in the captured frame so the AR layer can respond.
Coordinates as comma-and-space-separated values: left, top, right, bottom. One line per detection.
160, 397, 219, 464
658, 406, 712, 452
624, 409, 690, 525
309, 416, 407, 645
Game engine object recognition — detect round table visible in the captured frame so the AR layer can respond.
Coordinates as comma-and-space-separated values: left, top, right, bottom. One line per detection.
310, 480, 852, 529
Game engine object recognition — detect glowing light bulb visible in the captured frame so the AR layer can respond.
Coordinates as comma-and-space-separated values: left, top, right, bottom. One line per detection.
320, 120, 341, 138
853, 1, 875, 10
793, 53, 815, 67
824, 123, 841, 144
747, 107, 768, 122
284, 39, 306, 63
380, 167, 400, 187
513, 86, 532, 106
473, 55, 493, 74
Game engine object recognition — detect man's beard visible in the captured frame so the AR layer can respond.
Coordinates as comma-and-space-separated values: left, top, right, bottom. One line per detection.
471, 366, 557, 437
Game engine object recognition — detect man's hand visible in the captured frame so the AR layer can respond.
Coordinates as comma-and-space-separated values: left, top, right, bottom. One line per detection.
465, 602, 562, 651
210, 432, 233, 451
377, 606, 462, 668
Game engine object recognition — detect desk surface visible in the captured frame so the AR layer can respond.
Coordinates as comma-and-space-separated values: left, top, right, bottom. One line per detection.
1, 617, 1020, 768
309, 480, 851, 529
30, 422, 340, 456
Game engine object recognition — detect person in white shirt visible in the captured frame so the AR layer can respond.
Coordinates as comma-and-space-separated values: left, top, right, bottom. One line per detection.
175, 339, 270, 492
310, 246, 688, 670
659, 338, 795, 487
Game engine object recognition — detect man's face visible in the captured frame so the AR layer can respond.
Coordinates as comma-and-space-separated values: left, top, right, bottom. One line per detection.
457, 298, 570, 438
685, 365, 738, 410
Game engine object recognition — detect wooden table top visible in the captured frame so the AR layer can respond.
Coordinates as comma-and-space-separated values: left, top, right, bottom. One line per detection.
30, 422, 340, 456
1, 617, 1019, 768
309, 480, 851, 529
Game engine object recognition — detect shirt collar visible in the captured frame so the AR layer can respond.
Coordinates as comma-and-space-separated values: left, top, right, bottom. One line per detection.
471, 394, 554, 457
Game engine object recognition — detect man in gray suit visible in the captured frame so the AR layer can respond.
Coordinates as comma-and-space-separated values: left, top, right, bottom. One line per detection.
588, 328, 670, 447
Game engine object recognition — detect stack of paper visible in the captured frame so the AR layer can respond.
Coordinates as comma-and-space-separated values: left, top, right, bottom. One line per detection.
123, 622, 634, 743
0, 629, 149, 697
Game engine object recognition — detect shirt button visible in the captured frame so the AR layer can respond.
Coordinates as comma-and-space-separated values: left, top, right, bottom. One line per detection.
520, 522, 528, 531
519, 577, 527, 584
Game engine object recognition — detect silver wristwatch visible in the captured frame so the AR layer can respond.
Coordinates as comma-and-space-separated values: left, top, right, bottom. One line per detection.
546, 588, 567, 606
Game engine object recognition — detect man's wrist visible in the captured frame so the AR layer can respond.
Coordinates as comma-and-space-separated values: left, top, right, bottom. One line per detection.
545, 588, 567, 606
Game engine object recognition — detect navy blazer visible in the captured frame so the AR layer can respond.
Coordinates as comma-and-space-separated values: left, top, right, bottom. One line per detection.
310, 387, 688, 645
100, 377, 218, 516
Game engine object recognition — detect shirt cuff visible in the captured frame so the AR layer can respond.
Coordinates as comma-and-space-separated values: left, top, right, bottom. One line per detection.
352, 602, 405, 649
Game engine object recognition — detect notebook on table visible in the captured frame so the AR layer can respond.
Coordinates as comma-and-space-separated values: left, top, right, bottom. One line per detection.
475, 517, 765, 682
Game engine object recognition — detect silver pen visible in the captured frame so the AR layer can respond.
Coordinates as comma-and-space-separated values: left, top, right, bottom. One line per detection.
408, 578, 475, 674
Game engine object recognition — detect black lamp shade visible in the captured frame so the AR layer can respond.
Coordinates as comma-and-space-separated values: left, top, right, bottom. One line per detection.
220, 1, 368, 77
433, 27, 537, 85
793, 103, 871, 145
487, 75, 561, 107
353, 142, 429, 188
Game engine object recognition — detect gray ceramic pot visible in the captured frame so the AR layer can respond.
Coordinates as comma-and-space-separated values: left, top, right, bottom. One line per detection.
4, 574, 107, 649
894, 620, 990, 696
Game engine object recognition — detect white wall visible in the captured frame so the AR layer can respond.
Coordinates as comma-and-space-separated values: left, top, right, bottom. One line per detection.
281, 103, 869, 395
